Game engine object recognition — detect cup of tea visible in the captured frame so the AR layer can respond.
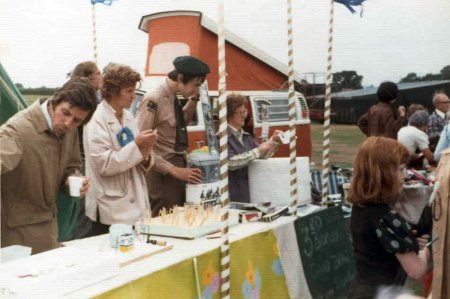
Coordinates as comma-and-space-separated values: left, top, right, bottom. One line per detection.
68, 176, 84, 197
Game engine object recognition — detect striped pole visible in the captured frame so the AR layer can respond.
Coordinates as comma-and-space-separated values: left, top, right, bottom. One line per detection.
322, 0, 334, 204
91, 4, 98, 63
217, 0, 230, 298
286, 0, 298, 214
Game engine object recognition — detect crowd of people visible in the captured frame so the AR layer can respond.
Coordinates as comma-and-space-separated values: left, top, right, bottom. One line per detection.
1, 58, 449, 298
353, 82, 449, 298
1, 55, 281, 253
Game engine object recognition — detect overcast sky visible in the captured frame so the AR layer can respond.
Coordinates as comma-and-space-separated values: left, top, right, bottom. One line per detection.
1, 0, 449, 88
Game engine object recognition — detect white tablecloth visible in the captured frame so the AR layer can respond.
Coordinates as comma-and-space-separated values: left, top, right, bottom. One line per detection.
64, 216, 306, 298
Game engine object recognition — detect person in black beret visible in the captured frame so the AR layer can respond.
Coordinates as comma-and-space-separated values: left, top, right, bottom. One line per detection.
136, 56, 210, 216
357, 81, 406, 139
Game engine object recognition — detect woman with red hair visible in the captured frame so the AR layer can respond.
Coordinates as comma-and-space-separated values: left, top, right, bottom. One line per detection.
348, 137, 430, 298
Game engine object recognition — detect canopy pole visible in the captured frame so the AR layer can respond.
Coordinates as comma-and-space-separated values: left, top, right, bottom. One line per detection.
287, 0, 298, 214
217, 0, 230, 298
322, 0, 335, 204
91, 4, 98, 63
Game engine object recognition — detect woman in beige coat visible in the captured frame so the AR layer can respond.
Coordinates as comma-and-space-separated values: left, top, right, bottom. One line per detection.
84, 65, 157, 234
431, 147, 450, 299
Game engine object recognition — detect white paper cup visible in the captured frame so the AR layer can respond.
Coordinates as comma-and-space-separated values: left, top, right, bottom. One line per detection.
68, 176, 84, 197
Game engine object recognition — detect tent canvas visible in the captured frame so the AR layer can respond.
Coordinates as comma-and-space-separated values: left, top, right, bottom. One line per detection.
0, 63, 27, 124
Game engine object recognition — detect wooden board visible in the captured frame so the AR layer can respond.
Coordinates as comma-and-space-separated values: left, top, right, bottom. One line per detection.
119, 243, 173, 267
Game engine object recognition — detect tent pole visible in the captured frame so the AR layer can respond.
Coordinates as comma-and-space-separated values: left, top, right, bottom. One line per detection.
322, 0, 335, 204
286, 0, 298, 214
217, 0, 230, 298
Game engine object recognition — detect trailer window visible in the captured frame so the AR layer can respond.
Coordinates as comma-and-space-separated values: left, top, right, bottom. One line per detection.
254, 98, 291, 122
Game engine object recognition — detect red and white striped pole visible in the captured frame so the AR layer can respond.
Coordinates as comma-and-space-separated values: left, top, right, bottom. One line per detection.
322, 0, 335, 204
287, 0, 298, 214
217, 0, 230, 298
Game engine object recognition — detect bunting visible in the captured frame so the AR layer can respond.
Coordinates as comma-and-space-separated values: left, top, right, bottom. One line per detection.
334, 0, 366, 16
91, 0, 116, 5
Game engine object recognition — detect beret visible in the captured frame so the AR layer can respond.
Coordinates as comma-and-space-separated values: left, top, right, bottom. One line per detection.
409, 110, 430, 127
173, 56, 210, 76
377, 81, 398, 102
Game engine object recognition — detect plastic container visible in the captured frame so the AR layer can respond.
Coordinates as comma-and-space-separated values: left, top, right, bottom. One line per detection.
109, 224, 133, 248
186, 150, 220, 205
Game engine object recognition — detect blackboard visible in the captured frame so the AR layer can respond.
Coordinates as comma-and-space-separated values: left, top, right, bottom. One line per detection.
294, 206, 355, 299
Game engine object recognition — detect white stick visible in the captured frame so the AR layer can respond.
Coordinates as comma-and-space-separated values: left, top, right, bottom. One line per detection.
193, 257, 202, 299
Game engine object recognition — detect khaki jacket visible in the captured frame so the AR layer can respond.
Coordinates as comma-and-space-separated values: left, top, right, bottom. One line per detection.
432, 147, 450, 299
84, 101, 152, 225
1, 100, 81, 254
136, 79, 197, 174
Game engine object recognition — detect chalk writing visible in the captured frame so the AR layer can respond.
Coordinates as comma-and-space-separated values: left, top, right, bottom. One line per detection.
295, 206, 355, 299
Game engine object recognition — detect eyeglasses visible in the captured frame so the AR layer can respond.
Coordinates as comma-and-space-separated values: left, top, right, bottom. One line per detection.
235, 109, 248, 116
438, 101, 450, 104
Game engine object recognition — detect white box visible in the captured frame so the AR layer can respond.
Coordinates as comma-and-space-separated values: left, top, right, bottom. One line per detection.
249, 157, 311, 206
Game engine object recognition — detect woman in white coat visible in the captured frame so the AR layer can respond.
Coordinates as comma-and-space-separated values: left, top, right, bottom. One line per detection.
84, 64, 157, 234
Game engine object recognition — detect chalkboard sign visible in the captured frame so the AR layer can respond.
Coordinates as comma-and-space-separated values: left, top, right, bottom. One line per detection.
294, 206, 355, 299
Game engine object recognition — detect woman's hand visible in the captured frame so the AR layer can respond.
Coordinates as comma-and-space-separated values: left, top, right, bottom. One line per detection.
270, 130, 283, 143
416, 234, 430, 250
135, 129, 158, 158
258, 140, 274, 155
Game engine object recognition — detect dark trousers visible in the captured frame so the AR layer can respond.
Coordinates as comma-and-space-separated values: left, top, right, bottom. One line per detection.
90, 209, 110, 236
147, 155, 186, 217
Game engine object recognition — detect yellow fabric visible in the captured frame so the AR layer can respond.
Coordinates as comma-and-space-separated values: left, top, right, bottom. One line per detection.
230, 229, 290, 299
93, 230, 289, 299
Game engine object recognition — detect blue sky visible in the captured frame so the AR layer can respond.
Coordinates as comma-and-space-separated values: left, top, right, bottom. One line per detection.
1, 0, 449, 88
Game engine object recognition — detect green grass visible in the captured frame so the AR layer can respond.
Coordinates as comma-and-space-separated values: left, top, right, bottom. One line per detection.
310, 122, 366, 170
23, 95, 45, 106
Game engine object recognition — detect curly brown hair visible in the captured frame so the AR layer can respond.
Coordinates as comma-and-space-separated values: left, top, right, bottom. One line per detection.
348, 136, 410, 205
101, 64, 141, 101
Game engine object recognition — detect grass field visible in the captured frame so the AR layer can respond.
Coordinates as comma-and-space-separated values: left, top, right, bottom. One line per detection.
310, 122, 366, 170
23, 95, 43, 106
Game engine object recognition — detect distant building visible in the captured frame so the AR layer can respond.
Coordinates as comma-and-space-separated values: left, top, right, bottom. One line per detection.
306, 80, 450, 124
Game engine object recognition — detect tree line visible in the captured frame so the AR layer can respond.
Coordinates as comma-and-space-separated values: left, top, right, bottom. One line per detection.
331, 64, 450, 90
400, 65, 450, 83
14, 83, 56, 95
15, 64, 450, 94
